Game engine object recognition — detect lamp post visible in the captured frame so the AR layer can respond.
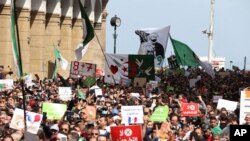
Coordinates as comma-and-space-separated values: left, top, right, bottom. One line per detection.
230, 61, 233, 69
110, 15, 121, 54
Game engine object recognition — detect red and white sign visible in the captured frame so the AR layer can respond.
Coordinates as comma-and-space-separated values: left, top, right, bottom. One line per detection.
70, 61, 96, 78
181, 103, 199, 116
110, 125, 142, 141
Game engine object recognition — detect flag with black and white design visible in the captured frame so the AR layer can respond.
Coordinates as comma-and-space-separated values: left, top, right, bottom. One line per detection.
135, 25, 170, 68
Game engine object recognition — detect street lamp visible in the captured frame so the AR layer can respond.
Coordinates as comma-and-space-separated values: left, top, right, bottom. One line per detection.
230, 61, 233, 69
110, 15, 121, 54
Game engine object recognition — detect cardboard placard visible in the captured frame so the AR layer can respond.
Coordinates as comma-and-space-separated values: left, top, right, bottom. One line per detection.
70, 61, 96, 78
133, 77, 146, 87
42, 103, 67, 119
150, 106, 169, 122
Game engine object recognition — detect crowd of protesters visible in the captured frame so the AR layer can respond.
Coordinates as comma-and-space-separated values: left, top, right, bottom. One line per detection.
0, 66, 250, 141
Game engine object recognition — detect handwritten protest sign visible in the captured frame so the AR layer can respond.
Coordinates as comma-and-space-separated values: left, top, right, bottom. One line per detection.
42, 103, 67, 119
121, 106, 144, 124
150, 106, 169, 122
58, 87, 72, 101
110, 125, 142, 141
181, 103, 199, 116
10, 108, 43, 134
70, 61, 96, 78
95, 88, 103, 97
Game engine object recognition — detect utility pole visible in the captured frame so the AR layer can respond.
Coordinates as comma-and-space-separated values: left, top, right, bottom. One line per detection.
244, 56, 246, 71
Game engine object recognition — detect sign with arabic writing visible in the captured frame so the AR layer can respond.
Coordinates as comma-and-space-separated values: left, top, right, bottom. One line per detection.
110, 125, 142, 141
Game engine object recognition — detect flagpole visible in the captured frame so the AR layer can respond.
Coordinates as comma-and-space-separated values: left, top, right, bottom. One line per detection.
93, 31, 116, 84
13, 0, 27, 131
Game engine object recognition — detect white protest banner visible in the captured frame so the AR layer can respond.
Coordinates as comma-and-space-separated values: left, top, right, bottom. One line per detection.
121, 106, 144, 125
213, 96, 223, 103
10, 108, 43, 134
59, 87, 72, 101
0, 79, 14, 89
70, 61, 96, 78
216, 99, 238, 111
239, 89, 250, 124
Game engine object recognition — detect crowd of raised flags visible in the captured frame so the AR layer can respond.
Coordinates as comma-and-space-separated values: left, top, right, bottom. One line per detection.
10, 0, 215, 82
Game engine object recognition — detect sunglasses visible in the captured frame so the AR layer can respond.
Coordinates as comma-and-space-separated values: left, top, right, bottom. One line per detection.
91, 133, 99, 135
61, 128, 68, 132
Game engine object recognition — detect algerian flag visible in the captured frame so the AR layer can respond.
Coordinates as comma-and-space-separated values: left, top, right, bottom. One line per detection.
104, 54, 155, 84
170, 37, 215, 78
75, 0, 95, 61
77, 89, 86, 100
83, 76, 96, 87
135, 25, 170, 68
22, 73, 35, 87
11, 0, 23, 77
170, 37, 199, 67
0, 84, 4, 90
54, 47, 69, 70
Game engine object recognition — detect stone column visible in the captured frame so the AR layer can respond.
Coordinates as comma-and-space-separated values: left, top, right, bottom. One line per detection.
0, 1, 12, 70
16, 0, 31, 75
45, 0, 61, 78
30, 0, 46, 78
72, 0, 83, 60
59, 0, 73, 77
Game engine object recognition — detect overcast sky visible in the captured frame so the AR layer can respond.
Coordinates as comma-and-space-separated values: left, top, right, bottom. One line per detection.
105, 0, 250, 69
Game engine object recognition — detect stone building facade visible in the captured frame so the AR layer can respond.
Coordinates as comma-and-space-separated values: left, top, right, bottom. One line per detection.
0, 0, 108, 78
